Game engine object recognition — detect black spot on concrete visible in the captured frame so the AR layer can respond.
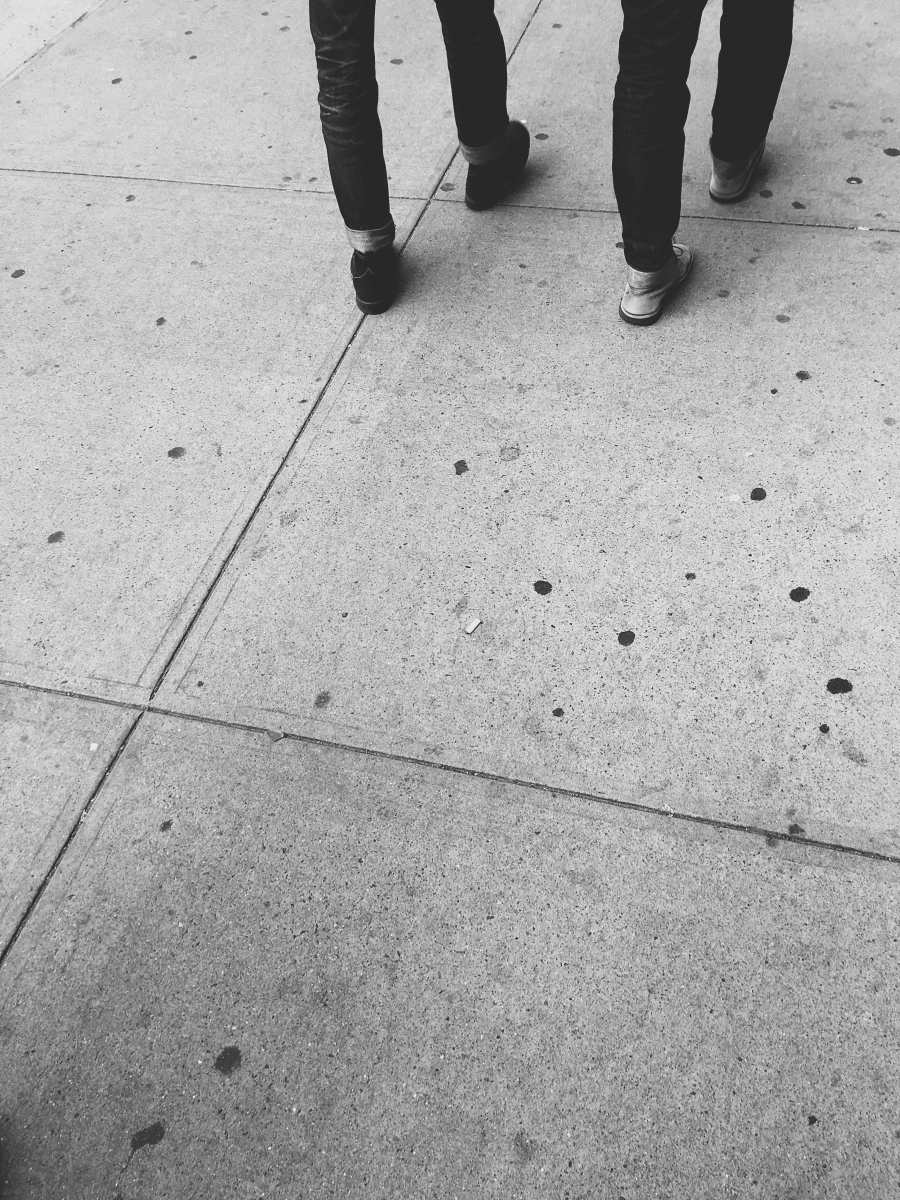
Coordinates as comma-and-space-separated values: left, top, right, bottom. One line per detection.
533, 580, 552, 595
885, 417, 897, 425
885, 148, 900, 156
282, 175, 292, 181
796, 370, 810, 381
846, 176, 862, 184
788, 822, 805, 836
47, 531, 64, 543
440, 183, 456, 192
390, 58, 403, 64
791, 201, 806, 209
775, 314, 790, 323
759, 189, 773, 198
685, 572, 696, 580
750, 487, 766, 501
535, 133, 549, 140
314, 690, 331, 708
11, 269, 25, 278
808, 1115, 818, 1126
214, 1046, 241, 1075
819, 724, 830, 734
130, 1122, 164, 1152
156, 316, 166, 326
185, 29, 192, 34
552, 707, 564, 717
125, 194, 135, 201
454, 459, 468, 474
771, 388, 778, 394
160, 819, 172, 832
279, 25, 290, 31
790, 587, 810, 602
717, 289, 730, 298
111, 77, 122, 84
189, 54, 197, 60
552, 22, 562, 27
167, 446, 186, 458
618, 630, 635, 646
513, 1130, 537, 1161
827, 677, 853, 694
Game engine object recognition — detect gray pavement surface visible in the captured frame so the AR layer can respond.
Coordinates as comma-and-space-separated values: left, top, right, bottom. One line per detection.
1, 0, 899, 1195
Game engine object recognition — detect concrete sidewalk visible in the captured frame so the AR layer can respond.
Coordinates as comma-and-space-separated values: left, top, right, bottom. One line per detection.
1, 0, 899, 1196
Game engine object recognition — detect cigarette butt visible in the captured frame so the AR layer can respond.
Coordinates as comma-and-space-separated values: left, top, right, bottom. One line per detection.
464, 617, 482, 634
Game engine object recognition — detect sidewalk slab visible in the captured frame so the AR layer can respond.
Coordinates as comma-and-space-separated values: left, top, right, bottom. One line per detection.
0, 683, 135, 950
0, 0, 536, 197
441, 0, 900, 229
0, 172, 395, 703
156, 202, 900, 854
1, 713, 898, 1198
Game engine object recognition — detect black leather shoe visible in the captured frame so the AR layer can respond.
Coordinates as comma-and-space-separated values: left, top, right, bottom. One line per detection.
351, 245, 397, 314
464, 120, 531, 211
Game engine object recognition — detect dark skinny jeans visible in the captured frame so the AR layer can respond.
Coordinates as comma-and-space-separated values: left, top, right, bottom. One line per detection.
614, 0, 794, 271
309, 0, 509, 246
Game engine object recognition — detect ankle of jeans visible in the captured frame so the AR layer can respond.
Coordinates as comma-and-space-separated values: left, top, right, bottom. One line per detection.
345, 219, 395, 255
624, 244, 673, 273
460, 124, 510, 166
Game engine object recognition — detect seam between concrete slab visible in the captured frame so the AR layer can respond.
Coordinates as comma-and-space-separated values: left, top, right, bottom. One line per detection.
3, 675, 900, 872
0, 165, 432, 204
0, 0, 113, 87
0, 707, 142, 971
5, 166, 895, 235
431, 194, 900, 235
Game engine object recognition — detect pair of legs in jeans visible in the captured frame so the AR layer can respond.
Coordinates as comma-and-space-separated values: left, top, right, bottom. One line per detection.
309, 0, 511, 255
614, 0, 794, 273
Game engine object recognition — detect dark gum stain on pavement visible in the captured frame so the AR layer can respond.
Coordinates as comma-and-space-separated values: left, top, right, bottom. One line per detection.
215, 1046, 242, 1075
130, 1122, 164, 1153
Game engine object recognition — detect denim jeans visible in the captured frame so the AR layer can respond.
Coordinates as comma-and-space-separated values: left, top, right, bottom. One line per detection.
613, 0, 794, 271
309, 0, 509, 251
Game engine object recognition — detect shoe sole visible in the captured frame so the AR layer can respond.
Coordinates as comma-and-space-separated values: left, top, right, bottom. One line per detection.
355, 294, 394, 315
618, 255, 695, 327
708, 144, 765, 204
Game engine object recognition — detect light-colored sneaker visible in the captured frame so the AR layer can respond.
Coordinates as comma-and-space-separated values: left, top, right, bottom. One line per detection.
709, 139, 766, 203
618, 243, 694, 326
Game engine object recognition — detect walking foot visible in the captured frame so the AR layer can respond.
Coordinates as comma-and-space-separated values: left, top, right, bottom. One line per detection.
709, 139, 766, 204
464, 120, 531, 211
351, 245, 397, 314
618, 243, 694, 326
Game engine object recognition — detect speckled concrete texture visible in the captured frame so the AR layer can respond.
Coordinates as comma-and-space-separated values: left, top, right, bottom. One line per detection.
0, 0, 537, 195
0, 173, 403, 702
155, 203, 900, 854
1, 714, 899, 1200
439, 0, 900, 229
0, 683, 135, 948
2, 0, 900, 1193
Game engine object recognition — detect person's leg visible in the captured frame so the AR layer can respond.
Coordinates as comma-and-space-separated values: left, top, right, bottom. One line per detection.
711, 0, 794, 164
433, 0, 508, 156
432, 0, 530, 209
308, 0, 393, 252
612, 0, 708, 271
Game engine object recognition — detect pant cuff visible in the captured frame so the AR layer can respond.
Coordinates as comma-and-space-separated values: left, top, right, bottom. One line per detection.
344, 219, 395, 254
460, 124, 510, 166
